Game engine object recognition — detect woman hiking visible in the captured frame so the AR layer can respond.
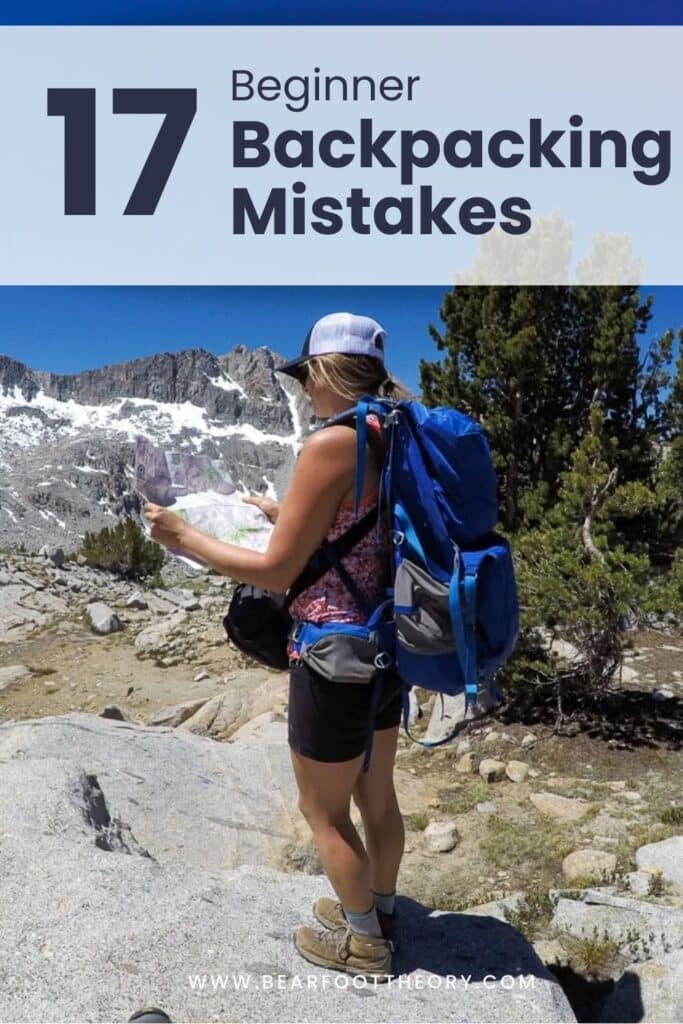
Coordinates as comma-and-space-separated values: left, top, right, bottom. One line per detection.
144, 313, 405, 982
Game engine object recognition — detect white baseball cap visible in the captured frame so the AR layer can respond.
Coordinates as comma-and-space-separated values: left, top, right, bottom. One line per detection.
276, 312, 386, 380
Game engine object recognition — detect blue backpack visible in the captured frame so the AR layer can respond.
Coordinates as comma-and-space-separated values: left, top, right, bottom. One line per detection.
290, 396, 519, 765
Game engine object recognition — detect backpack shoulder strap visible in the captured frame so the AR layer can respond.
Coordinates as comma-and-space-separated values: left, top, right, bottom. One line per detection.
284, 503, 378, 608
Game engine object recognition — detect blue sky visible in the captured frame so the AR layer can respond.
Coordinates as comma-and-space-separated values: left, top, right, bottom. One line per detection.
2, 0, 682, 22
0, 286, 680, 395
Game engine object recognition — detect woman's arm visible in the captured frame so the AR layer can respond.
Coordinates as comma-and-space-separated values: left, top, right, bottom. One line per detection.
143, 426, 356, 592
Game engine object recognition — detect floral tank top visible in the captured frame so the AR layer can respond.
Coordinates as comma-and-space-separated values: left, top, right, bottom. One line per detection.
288, 418, 390, 628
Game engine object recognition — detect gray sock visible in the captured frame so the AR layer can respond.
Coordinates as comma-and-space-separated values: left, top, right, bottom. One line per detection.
343, 904, 383, 938
371, 889, 396, 916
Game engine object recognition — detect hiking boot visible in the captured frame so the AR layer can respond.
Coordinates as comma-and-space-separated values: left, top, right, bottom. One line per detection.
294, 924, 392, 981
313, 897, 397, 949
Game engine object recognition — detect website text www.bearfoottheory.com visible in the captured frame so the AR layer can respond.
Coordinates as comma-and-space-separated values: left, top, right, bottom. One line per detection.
187, 972, 538, 992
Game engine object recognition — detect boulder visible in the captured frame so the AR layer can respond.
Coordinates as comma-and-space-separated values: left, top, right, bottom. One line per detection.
85, 602, 122, 636
530, 792, 594, 822
423, 820, 459, 853
39, 544, 65, 567
126, 592, 148, 610
424, 688, 493, 745
652, 686, 675, 702
619, 664, 640, 685
476, 801, 497, 815
180, 672, 288, 741
505, 761, 529, 783
455, 752, 476, 774
550, 639, 580, 662
520, 733, 536, 749
636, 836, 683, 889
624, 870, 658, 897
561, 849, 617, 883
599, 950, 683, 1023
425, 693, 467, 744
147, 697, 211, 728
0, 715, 576, 1024
98, 705, 134, 723
479, 758, 505, 783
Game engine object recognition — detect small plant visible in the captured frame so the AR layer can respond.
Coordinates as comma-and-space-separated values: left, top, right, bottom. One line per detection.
562, 930, 621, 979
647, 871, 668, 898
146, 571, 166, 590
659, 805, 683, 827
405, 811, 430, 832
563, 875, 604, 891
504, 890, 557, 940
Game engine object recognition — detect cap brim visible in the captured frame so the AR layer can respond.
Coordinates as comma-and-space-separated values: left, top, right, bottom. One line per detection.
275, 355, 310, 380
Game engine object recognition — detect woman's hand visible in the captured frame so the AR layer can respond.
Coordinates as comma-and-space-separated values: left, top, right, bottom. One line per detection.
243, 494, 280, 524
142, 502, 189, 550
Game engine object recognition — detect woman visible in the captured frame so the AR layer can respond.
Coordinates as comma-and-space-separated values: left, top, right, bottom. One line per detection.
144, 312, 405, 982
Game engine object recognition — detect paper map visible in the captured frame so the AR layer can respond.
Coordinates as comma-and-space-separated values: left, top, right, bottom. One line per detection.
134, 436, 273, 565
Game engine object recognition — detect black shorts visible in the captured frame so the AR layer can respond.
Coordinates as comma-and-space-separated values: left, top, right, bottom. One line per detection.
288, 660, 403, 763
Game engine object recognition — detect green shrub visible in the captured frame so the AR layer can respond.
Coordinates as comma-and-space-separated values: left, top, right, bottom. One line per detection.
79, 518, 164, 580
504, 890, 556, 940
660, 805, 683, 827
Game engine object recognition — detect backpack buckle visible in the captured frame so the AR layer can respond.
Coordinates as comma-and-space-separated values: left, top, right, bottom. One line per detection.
374, 651, 393, 670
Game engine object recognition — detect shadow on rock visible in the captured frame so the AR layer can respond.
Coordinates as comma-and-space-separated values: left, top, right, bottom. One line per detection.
392, 896, 554, 984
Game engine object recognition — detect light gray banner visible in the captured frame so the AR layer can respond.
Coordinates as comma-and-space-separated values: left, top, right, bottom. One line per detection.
0, 26, 679, 284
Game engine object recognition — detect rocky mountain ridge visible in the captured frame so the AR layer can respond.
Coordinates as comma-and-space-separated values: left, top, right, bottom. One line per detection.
0, 346, 311, 552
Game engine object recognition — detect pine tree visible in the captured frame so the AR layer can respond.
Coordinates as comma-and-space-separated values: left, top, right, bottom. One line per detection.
80, 518, 164, 580
421, 286, 682, 711
420, 286, 668, 533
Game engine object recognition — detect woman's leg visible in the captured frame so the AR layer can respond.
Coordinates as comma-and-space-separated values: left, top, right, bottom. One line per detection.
289, 749, 372, 914
352, 725, 404, 897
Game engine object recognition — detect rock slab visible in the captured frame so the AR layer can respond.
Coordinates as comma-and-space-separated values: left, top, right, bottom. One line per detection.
0, 713, 576, 1024
530, 792, 594, 822
552, 889, 683, 960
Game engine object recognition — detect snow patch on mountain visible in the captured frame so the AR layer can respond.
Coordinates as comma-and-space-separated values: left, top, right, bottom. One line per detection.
0, 388, 298, 452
